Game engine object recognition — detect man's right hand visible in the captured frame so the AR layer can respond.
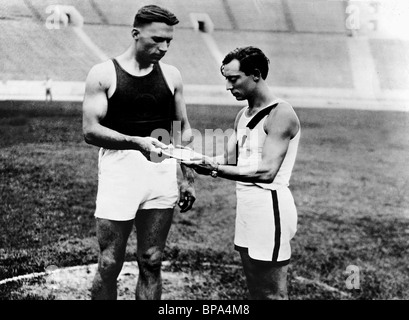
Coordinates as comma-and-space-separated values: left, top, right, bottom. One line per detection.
140, 137, 168, 161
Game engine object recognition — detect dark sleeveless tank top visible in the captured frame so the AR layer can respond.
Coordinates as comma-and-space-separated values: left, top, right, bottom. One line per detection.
101, 59, 175, 137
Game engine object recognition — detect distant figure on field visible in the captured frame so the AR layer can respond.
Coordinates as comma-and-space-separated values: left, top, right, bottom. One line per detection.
45, 76, 53, 102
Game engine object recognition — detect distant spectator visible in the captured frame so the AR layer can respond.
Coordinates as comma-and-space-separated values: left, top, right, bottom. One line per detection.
45, 76, 53, 102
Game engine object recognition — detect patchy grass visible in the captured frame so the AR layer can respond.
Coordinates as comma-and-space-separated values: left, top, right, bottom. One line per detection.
0, 102, 408, 300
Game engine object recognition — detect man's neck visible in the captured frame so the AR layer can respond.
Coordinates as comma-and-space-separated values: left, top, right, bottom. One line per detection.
118, 46, 154, 76
247, 84, 277, 113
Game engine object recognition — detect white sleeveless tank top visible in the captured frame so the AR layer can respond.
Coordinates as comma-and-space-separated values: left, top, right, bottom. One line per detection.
236, 100, 300, 190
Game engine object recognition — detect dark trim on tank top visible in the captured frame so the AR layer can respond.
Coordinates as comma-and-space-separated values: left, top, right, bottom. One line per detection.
109, 58, 173, 100
242, 102, 300, 140
112, 58, 156, 79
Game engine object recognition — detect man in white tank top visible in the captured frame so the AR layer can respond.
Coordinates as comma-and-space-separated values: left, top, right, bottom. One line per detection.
185, 47, 300, 300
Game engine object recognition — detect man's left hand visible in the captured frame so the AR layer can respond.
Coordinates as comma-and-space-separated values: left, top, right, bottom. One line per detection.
178, 181, 196, 213
183, 156, 217, 176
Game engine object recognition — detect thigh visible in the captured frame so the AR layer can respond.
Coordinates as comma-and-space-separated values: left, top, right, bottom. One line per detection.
240, 250, 288, 294
96, 218, 133, 258
134, 208, 174, 254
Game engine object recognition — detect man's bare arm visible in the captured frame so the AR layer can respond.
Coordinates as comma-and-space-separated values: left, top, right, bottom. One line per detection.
185, 104, 299, 183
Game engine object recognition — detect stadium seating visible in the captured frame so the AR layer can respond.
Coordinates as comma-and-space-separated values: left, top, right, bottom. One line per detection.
286, 0, 346, 33
0, 0, 32, 19
0, 0, 408, 94
0, 19, 99, 81
370, 39, 409, 90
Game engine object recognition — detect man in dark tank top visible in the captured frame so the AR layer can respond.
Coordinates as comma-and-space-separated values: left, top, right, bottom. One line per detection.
102, 58, 175, 138
82, 5, 196, 300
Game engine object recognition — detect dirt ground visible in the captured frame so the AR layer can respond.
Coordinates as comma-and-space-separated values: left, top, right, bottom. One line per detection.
10, 262, 197, 300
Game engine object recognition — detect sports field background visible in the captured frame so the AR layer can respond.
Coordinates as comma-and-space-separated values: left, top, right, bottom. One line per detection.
0, 0, 409, 300
0, 101, 408, 300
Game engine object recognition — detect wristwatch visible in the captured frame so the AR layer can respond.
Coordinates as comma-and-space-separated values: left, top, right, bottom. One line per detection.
210, 163, 219, 178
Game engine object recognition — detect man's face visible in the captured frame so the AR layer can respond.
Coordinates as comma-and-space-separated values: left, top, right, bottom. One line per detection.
134, 22, 174, 63
222, 59, 256, 101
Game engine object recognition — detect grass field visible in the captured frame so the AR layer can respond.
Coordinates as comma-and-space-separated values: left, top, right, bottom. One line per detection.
0, 101, 408, 300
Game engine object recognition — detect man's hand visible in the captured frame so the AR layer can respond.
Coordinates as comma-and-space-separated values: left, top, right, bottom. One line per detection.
183, 156, 218, 176
178, 180, 196, 213
140, 137, 168, 160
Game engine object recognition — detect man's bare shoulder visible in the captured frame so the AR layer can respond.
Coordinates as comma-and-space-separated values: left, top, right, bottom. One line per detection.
234, 106, 247, 129
159, 62, 182, 93
86, 60, 115, 88
159, 62, 180, 75
266, 101, 300, 137
160, 62, 182, 82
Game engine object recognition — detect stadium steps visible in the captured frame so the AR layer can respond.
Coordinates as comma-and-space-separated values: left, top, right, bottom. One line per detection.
91, 0, 234, 30
214, 31, 354, 89
370, 38, 409, 91
23, 0, 104, 24
0, 0, 349, 34
0, 0, 32, 20
286, 0, 347, 34
225, 0, 289, 32
0, 19, 99, 81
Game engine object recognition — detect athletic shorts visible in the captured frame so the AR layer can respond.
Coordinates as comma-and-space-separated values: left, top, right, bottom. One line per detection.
94, 148, 179, 221
234, 183, 297, 264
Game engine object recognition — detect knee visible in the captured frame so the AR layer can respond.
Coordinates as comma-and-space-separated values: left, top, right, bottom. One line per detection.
264, 289, 288, 300
98, 253, 123, 280
137, 247, 163, 272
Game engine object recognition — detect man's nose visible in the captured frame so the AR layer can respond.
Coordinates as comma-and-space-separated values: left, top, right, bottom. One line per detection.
225, 81, 233, 91
159, 41, 168, 52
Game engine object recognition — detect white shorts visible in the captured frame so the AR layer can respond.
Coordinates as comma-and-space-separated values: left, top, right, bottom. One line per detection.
94, 148, 179, 221
235, 184, 297, 264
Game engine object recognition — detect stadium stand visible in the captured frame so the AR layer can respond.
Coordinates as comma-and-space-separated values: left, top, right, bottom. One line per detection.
370, 38, 409, 90
92, 0, 234, 30
0, 0, 408, 109
0, 0, 32, 19
214, 30, 354, 88
21, 0, 103, 24
226, 0, 289, 32
0, 18, 98, 81
286, 0, 346, 33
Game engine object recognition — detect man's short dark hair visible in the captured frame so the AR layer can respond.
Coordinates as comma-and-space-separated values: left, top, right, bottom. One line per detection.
133, 5, 179, 27
221, 46, 270, 80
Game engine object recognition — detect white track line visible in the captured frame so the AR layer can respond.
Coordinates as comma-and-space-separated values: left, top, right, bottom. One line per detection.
1, 262, 351, 297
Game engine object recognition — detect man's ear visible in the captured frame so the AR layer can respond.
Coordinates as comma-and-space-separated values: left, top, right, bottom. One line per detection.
253, 69, 261, 82
131, 28, 140, 40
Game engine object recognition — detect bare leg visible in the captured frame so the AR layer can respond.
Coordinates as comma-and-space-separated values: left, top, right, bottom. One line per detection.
134, 208, 174, 300
91, 218, 133, 300
240, 251, 289, 300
